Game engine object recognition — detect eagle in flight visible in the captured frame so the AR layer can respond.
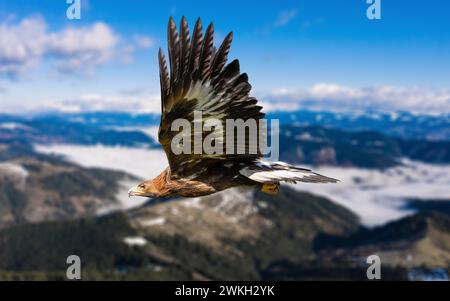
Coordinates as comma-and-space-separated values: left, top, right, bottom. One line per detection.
128, 17, 337, 199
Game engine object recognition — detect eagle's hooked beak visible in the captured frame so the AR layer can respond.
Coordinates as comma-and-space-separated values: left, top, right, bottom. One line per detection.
128, 185, 146, 198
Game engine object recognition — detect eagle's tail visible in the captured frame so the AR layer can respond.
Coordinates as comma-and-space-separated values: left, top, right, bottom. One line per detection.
239, 159, 338, 191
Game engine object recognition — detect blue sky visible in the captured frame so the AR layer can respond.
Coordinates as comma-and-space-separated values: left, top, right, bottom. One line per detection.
1, 0, 450, 114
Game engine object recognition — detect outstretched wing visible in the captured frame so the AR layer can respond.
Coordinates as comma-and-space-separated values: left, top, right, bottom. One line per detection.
158, 17, 266, 179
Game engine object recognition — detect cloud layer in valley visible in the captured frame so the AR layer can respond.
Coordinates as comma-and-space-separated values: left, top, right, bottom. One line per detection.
34, 143, 450, 226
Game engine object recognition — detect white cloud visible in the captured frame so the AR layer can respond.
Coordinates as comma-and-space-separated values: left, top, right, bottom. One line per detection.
0, 16, 154, 77
0, 91, 161, 114
274, 9, 298, 27
5, 83, 450, 115
0, 83, 7, 93
0, 16, 47, 77
259, 9, 299, 34
265, 83, 450, 114
132, 35, 154, 49
40, 93, 161, 114
47, 22, 119, 73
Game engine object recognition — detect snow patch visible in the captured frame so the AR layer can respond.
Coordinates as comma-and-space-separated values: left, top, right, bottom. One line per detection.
140, 217, 166, 227
0, 122, 31, 130
213, 188, 258, 222
181, 197, 203, 208
0, 162, 28, 178
0, 162, 29, 187
123, 236, 147, 246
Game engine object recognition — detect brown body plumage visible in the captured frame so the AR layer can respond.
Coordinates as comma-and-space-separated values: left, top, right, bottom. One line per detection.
130, 162, 259, 198
128, 17, 337, 199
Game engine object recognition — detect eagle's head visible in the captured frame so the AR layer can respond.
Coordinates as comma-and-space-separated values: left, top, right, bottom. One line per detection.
128, 180, 160, 198
128, 168, 170, 198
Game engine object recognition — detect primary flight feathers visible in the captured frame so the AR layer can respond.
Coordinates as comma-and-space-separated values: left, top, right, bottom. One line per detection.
157, 16, 265, 179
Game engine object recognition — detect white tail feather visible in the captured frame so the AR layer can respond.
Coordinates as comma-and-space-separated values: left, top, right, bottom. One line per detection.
239, 160, 338, 184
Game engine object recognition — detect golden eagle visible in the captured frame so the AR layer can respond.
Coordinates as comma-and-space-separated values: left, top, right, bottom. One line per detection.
128, 17, 337, 198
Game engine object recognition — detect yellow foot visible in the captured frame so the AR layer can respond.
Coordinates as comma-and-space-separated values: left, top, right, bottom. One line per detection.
261, 183, 280, 195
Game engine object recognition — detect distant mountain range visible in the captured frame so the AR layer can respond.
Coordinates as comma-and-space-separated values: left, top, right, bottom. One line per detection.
7, 109, 447, 140
279, 125, 450, 168
1, 112, 450, 169
0, 115, 157, 148
268, 110, 450, 141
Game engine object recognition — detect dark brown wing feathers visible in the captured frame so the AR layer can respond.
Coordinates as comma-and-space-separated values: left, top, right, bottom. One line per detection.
158, 17, 266, 178
167, 17, 180, 91
187, 19, 203, 76
210, 31, 233, 80
197, 22, 214, 81
179, 16, 190, 81
158, 48, 169, 114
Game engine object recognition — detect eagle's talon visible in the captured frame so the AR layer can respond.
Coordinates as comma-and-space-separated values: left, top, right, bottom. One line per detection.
261, 183, 280, 195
